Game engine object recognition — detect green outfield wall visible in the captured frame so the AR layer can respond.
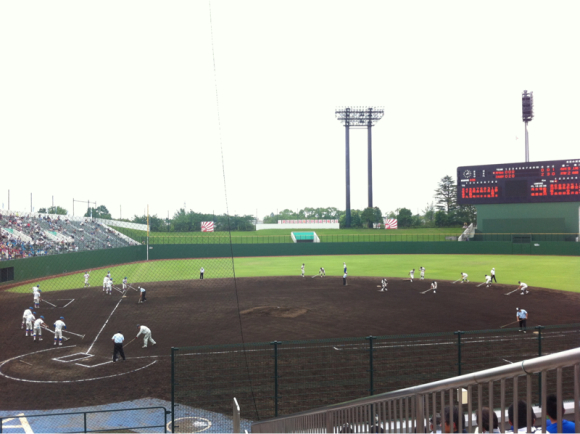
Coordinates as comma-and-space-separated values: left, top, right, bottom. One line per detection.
146, 241, 580, 259
0, 246, 145, 287
2, 241, 579, 287
476, 202, 580, 233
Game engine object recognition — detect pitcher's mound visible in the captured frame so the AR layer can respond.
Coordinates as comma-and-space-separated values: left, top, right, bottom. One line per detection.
241, 306, 308, 318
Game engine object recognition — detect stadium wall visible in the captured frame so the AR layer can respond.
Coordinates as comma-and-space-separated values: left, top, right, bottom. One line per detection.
476, 202, 580, 234
146, 241, 580, 259
0, 246, 145, 287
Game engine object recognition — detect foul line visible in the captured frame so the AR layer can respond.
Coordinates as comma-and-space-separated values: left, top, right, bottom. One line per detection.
87, 295, 124, 354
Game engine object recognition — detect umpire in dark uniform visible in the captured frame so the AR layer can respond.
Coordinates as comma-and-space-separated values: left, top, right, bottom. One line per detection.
112, 331, 126, 362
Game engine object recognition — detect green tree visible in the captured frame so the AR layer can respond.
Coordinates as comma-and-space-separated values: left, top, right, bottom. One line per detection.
434, 175, 457, 213
85, 205, 112, 219
396, 208, 413, 228
434, 210, 448, 227
38, 206, 68, 215
422, 202, 436, 226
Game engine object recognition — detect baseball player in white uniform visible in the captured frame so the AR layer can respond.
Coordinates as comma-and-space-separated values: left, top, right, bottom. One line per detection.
24, 311, 36, 336
431, 281, 438, 293
33, 286, 41, 308
461, 272, 469, 283
518, 281, 529, 295
33, 316, 47, 341
409, 269, 415, 282
107, 271, 111, 279
106, 278, 113, 295
122, 277, 128, 290
301, 264, 305, 278
380, 278, 388, 292
54, 317, 66, 345
22, 307, 33, 329
84, 272, 90, 287
136, 325, 156, 348
420, 267, 425, 280
484, 275, 492, 287
103, 276, 109, 292
200, 267, 205, 280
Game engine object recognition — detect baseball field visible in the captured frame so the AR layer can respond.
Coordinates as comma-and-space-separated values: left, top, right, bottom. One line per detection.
1, 252, 580, 420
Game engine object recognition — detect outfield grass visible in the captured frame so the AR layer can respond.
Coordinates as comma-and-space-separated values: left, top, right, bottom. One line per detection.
7, 254, 580, 294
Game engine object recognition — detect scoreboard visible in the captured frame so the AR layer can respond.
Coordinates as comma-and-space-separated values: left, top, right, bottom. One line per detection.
457, 159, 580, 205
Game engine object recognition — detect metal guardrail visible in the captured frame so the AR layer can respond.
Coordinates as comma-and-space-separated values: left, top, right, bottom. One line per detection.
251, 348, 580, 433
0, 406, 170, 433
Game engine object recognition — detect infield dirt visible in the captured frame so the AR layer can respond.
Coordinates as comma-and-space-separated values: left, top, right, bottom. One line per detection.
1, 276, 579, 411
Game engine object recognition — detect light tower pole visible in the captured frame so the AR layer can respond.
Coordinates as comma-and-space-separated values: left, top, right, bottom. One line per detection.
335, 106, 384, 226
522, 90, 534, 162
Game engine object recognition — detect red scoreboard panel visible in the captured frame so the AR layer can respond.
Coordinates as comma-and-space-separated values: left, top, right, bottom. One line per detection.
457, 159, 580, 205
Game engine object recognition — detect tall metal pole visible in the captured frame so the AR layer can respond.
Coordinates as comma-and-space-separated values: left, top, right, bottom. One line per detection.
345, 115, 351, 227
525, 121, 529, 162
367, 108, 373, 208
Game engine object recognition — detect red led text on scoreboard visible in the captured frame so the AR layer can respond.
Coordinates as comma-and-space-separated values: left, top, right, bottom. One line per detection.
560, 167, 580, 176
549, 183, 580, 196
461, 186, 499, 198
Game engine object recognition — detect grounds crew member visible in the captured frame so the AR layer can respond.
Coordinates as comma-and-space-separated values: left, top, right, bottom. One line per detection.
461, 272, 469, 283
517, 307, 528, 333
484, 275, 492, 287
136, 324, 157, 348
33, 316, 47, 341
517, 281, 530, 295
319, 267, 325, 277
491, 267, 497, 283
54, 317, 66, 345
112, 331, 126, 362
84, 272, 90, 287
409, 269, 415, 282
22, 307, 33, 329
431, 281, 438, 293
420, 267, 425, 280
200, 267, 205, 280
25, 311, 36, 337
301, 263, 305, 277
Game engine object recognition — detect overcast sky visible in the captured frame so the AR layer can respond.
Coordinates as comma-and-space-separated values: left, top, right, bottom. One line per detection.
1, 1, 579, 220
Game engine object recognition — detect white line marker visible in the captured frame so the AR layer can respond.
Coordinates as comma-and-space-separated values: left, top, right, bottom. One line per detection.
0, 347, 157, 383
61, 299, 75, 308
75, 360, 114, 368
87, 295, 124, 354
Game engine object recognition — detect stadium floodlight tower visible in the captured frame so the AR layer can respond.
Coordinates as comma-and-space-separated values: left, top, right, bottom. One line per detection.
522, 90, 534, 162
335, 106, 384, 227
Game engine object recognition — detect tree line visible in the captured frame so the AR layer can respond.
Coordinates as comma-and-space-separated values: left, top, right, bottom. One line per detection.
36, 175, 473, 231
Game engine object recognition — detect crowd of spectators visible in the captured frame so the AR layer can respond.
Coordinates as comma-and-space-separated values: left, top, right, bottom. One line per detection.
0, 212, 136, 261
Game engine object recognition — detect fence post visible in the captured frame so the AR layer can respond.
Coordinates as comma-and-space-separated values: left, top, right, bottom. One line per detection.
84, 413, 87, 433
454, 331, 464, 376
536, 325, 544, 405
171, 347, 178, 433
367, 336, 376, 396
271, 341, 281, 417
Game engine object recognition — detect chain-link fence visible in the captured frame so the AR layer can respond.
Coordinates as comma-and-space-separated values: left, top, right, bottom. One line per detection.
171, 324, 580, 425
117, 232, 579, 245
